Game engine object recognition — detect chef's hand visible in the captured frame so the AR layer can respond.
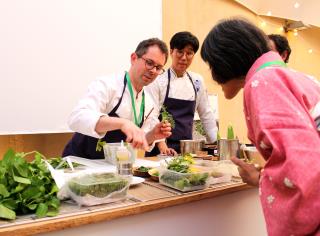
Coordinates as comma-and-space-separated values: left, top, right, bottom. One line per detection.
150, 121, 172, 141
231, 157, 260, 187
120, 120, 149, 150
161, 147, 177, 156
158, 142, 177, 156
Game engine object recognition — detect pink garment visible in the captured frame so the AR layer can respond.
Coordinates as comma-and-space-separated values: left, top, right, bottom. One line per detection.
244, 51, 320, 236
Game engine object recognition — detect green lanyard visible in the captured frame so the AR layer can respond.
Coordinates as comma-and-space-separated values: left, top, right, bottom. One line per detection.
256, 60, 287, 72
125, 72, 145, 127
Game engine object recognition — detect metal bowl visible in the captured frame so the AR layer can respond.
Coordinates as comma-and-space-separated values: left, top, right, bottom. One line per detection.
180, 139, 205, 155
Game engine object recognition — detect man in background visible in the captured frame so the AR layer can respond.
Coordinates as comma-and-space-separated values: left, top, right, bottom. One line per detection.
268, 34, 291, 63
145, 31, 218, 156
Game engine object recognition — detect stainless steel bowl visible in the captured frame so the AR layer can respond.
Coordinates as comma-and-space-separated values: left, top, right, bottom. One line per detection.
180, 140, 205, 155
218, 139, 240, 160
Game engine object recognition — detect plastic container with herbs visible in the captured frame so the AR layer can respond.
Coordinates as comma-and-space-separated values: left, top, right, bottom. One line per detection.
66, 172, 130, 206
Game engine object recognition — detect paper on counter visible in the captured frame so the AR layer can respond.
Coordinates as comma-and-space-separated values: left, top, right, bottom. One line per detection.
134, 159, 160, 168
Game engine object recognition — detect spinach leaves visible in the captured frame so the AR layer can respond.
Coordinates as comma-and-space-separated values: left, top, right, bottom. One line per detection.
0, 149, 60, 220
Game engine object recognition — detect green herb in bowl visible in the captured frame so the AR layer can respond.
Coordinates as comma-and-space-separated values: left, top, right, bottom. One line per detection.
133, 166, 152, 177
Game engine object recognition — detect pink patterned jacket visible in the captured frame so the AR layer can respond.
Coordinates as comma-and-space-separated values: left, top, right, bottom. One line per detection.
244, 51, 320, 236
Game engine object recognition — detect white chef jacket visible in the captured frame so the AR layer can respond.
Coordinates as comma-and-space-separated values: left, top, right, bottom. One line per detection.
68, 72, 159, 140
145, 68, 218, 143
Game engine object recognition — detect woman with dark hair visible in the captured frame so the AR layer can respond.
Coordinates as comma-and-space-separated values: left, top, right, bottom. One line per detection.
201, 18, 320, 235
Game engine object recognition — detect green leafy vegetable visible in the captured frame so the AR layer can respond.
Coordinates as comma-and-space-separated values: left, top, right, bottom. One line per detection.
161, 154, 209, 191
96, 139, 106, 152
0, 204, 15, 220
0, 149, 60, 220
136, 166, 151, 172
47, 157, 81, 169
161, 105, 175, 129
166, 155, 194, 173
227, 125, 235, 140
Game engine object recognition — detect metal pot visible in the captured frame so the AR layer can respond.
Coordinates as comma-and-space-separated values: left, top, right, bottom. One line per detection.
180, 139, 205, 155
218, 138, 240, 160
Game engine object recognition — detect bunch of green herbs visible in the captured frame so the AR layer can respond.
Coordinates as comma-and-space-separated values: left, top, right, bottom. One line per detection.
0, 149, 60, 220
161, 105, 175, 129
166, 155, 194, 173
96, 139, 106, 152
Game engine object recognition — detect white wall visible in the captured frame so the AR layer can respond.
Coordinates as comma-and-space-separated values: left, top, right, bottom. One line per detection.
0, 0, 162, 134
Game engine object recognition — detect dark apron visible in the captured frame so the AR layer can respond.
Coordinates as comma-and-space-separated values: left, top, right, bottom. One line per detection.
62, 74, 145, 159
146, 69, 197, 156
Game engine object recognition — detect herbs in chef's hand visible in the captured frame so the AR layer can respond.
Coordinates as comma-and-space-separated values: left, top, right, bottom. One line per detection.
96, 139, 106, 152
0, 149, 60, 220
161, 105, 175, 129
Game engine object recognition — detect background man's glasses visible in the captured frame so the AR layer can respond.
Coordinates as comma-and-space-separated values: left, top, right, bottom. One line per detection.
175, 50, 194, 59
140, 57, 165, 74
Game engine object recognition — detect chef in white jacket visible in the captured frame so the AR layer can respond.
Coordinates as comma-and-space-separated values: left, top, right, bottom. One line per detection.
63, 38, 172, 159
145, 32, 218, 156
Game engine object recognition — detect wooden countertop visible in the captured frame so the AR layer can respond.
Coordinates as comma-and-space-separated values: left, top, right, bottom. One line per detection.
0, 158, 249, 236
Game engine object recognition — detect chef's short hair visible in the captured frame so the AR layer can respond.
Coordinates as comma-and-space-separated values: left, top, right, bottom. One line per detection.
201, 18, 270, 84
170, 31, 199, 53
135, 38, 168, 63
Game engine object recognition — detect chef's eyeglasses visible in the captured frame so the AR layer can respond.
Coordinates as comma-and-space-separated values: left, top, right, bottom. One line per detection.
175, 49, 195, 59
140, 57, 165, 75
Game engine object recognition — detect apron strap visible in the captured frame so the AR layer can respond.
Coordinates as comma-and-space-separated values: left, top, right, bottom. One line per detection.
186, 72, 197, 102
164, 69, 197, 102
109, 73, 127, 115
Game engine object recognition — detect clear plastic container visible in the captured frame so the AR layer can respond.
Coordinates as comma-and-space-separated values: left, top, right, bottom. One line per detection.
159, 167, 210, 192
66, 172, 130, 206
103, 142, 136, 165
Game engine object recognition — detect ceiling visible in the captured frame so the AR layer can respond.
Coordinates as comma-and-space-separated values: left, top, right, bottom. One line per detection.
234, 0, 319, 27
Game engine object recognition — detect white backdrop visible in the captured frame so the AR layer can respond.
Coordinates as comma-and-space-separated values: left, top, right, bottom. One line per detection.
0, 0, 162, 134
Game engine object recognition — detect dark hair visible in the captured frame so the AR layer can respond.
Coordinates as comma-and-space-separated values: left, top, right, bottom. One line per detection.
170, 31, 199, 53
268, 34, 291, 63
201, 18, 270, 84
135, 38, 169, 63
